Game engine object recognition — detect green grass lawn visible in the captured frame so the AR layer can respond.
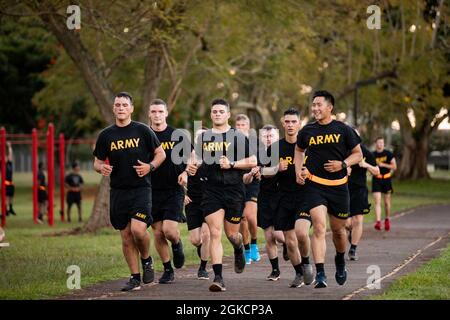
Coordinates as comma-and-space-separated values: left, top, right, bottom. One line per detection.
371, 244, 450, 300
1, 172, 449, 299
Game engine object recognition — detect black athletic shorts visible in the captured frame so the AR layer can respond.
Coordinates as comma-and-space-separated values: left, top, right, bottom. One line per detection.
372, 178, 394, 194
275, 191, 308, 231
257, 190, 281, 229
110, 187, 152, 230
349, 186, 371, 217
6, 185, 14, 197
202, 183, 244, 224
67, 191, 81, 206
303, 181, 350, 220
185, 199, 205, 231
244, 179, 260, 203
151, 187, 185, 223
38, 189, 48, 203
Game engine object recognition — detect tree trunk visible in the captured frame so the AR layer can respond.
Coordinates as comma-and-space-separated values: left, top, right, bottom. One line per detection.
140, 48, 166, 121
82, 176, 112, 232
397, 135, 430, 180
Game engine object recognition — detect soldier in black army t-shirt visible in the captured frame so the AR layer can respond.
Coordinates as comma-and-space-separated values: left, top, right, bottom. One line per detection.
294, 91, 362, 289
252, 125, 290, 279
372, 137, 397, 231
93, 92, 166, 292
346, 129, 380, 261
260, 109, 314, 288
184, 127, 211, 280
235, 114, 261, 265
65, 161, 84, 222
194, 98, 257, 292
148, 99, 191, 284
5, 142, 17, 216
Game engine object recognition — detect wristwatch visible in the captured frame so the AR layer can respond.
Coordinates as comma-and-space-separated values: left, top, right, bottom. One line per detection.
230, 161, 235, 169
341, 161, 347, 170
149, 163, 156, 172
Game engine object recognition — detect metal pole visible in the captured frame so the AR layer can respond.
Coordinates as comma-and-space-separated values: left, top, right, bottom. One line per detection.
47, 124, 54, 226
59, 133, 65, 222
0, 127, 6, 227
32, 129, 38, 223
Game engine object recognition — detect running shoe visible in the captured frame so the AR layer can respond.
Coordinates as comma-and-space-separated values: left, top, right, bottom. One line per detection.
266, 269, 280, 281
374, 220, 382, 231
335, 257, 348, 285
121, 277, 141, 291
250, 243, 261, 262
384, 218, 391, 231
172, 240, 185, 269
142, 260, 155, 284
209, 275, 226, 292
302, 263, 314, 285
244, 249, 252, 265
289, 273, 304, 288
197, 268, 209, 280
158, 270, 174, 284
314, 271, 328, 289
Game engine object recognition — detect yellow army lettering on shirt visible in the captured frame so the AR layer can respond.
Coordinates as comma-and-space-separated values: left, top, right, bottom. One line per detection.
308, 134, 341, 146
376, 156, 387, 164
135, 212, 147, 219
280, 156, 294, 165
110, 138, 140, 151
203, 142, 231, 152
161, 141, 176, 150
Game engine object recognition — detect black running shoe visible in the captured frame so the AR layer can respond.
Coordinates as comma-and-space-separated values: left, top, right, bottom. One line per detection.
121, 277, 141, 291
142, 261, 155, 284
335, 259, 347, 285
234, 245, 246, 273
348, 248, 359, 261
197, 268, 209, 280
289, 273, 304, 288
267, 269, 281, 281
158, 270, 175, 284
282, 243, 289, 261
209, 275, 226, 292
172, 241, 185, 269
314, 271, 328, 289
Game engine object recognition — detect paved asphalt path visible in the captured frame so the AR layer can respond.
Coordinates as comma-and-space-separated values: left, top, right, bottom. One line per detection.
59, 205, 450, 300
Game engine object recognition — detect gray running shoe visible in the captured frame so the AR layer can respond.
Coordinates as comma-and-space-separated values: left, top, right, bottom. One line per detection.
289, 273, 304, 288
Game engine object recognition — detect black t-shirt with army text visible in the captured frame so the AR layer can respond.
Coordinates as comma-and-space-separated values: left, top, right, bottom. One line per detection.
93, 121, 161, 189
268, 138, 302, 193
349, 144, 377, 189
373, 149, 394, 176
195, 128, 252, 185
297, 120, 361, 181
151, 126, 190, 190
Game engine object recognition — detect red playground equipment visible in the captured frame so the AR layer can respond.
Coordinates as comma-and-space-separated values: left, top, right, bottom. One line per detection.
0, 124, 93, 227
